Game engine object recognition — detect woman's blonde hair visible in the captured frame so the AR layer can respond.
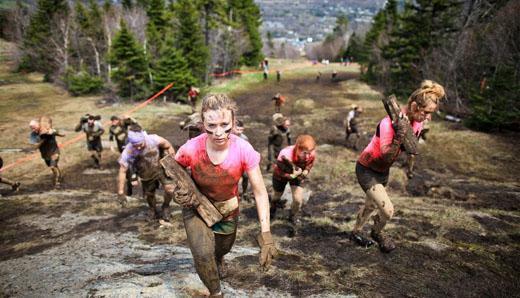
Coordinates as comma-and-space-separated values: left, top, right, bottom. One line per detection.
200, 93, 238, 121
407, 80, 445, 109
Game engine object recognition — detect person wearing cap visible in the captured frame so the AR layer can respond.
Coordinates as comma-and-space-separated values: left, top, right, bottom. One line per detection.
270, 135, 316, 224
345, 104, 363, 150
0, 156, 21, 193
266, 113, 292, 171
29, 117, 64, 188
75, 114, 104, 168
117, 124, 176, 221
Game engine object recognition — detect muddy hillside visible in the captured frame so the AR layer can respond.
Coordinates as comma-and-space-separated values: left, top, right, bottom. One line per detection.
1, 59, 519, 297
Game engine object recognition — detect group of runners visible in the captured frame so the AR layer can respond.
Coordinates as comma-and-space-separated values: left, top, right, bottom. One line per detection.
0, 76, 445, 297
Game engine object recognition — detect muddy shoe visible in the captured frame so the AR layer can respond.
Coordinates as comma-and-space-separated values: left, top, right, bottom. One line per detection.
53, 181, 62, 190
349, 231, 375, 248
11, 182, 21, 192
161, 206, 172, 222
209, 292, 224, 298
370, 230, 396, 253
288, 214, 302, 226
146, 208, 159, 222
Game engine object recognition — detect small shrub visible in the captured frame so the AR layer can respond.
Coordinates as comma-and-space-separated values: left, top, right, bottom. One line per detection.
65, 71, 104, 96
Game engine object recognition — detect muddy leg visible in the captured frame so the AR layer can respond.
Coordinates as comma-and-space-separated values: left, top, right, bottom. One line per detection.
289, 185, 304, 224
366, 184, 394, 233
366, 184, 396, 252
352, 195, 377, 233
161, 183, 175, 221
270, 190, 284, 219
51, 167, 61, 188
142, 180, 159, 221
214, 228, 237, 279
0, 177, 20, 191
183, 208, 221, 295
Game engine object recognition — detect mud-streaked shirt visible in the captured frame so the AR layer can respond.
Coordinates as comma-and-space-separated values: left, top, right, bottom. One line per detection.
273, 145, 316, 181
119, 134, 162, 181
175, 133, 260, 219
358, 114, 422, 173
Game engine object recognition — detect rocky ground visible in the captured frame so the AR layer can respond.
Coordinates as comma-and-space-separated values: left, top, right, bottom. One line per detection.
1, 55, 519, 297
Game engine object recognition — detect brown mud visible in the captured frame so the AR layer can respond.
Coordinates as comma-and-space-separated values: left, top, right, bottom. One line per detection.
1, 68, 519, 297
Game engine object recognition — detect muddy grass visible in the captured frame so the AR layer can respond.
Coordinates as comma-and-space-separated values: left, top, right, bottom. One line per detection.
0, 54, 519, 296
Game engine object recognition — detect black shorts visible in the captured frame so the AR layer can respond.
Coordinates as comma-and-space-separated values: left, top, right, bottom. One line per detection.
141, 172, 174, 196
272, 176, 303, 193
43, 155, 59, 167
356, 162, 389, 192
87, 138, 103, 152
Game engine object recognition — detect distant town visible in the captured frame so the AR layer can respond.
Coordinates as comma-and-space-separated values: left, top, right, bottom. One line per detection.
255, 0, 385, 50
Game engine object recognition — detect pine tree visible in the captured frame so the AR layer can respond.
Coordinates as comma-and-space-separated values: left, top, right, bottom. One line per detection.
21, 0, 69, 78
153, 38, 197, 100
109, 20, 149, 100
174, 0, 209, 83
228, 0, 263, 66
383, 0, 461, 96
122, 0, 133, 10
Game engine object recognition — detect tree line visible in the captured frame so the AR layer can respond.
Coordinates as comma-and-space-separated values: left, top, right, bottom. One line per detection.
0, 0, 264, 101
345, 0, 519, 131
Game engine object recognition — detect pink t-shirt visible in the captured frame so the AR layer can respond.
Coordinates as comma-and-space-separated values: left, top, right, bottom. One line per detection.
273, 145, 316, 180
359, 114, 422, 173
175, 133, 260, 204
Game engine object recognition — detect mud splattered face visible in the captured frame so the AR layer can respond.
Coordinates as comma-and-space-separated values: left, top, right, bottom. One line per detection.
111, 119, 120, 126
410, 101, 437, 122
132, 141, 146, 152
87, 119, 94, 126
203, 109, 234, 147
297, 148, 315, 161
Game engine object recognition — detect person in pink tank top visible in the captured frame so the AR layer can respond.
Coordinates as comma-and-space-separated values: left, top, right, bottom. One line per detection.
350, 80, 445, 253
174, 94, 276, 298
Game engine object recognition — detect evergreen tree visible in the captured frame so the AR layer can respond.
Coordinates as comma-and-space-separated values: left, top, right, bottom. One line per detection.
174, 0, 209, 83
344, 32, 366, 63
122, 0, 132, 10
109, 20, 149, 100
383, 0, 461, 95
153, 38, 197, 100
228, 0, 263, 66
21, 0, 69, 78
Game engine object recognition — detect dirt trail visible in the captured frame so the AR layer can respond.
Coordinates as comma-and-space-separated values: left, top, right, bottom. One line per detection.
1, 64, 519, 297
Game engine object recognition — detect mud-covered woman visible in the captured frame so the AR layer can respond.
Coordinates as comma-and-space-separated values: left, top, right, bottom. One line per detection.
174, 94, 277, 297
350, 80, 445, 253
269, 135, 316, 225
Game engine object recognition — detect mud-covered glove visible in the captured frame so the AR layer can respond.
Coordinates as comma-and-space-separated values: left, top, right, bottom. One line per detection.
289, 167, 303, 179
174, 188, 198, 208
117, 193, 128, 208
296, 169, 309, 182
393, 116, 409, 143
256, 231, 278, 269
